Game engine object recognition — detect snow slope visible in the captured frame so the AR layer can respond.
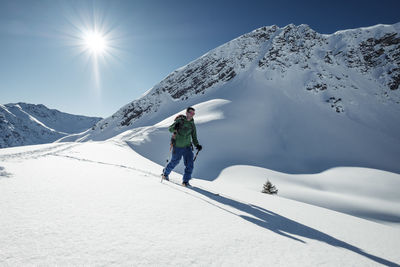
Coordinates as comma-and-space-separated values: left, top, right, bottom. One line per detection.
1, 141, 399, 266
0, 103, 102, 148
105, 100, 400, 226
59, 23, 400, 177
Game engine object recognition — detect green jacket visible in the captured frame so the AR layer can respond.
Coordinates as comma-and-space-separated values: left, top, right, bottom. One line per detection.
169, 116, 199, 148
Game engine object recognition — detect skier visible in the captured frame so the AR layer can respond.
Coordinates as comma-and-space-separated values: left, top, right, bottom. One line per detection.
162, 107, 202, 187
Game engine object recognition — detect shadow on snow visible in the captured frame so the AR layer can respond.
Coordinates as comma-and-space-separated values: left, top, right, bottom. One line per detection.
190, 186, 399, 267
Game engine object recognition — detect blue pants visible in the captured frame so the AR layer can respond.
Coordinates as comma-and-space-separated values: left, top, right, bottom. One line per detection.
163, 146, 194, 182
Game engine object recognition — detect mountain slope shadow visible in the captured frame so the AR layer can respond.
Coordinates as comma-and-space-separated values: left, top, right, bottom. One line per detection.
190, 186, 399, 267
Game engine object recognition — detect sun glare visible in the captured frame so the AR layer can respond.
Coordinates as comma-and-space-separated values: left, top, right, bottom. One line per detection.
83, 31, 107, 55
64, 5, 123, 91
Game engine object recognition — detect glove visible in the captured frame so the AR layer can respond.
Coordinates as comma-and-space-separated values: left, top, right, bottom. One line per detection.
174, 122, 181, 130
196, 144, 202, 151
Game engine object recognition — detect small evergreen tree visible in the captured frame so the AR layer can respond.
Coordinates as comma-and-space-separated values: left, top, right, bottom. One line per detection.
262, 180, 278, 195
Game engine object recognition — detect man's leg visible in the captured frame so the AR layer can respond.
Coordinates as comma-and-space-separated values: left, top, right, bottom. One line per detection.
182, 147, 194, 183
163, 147, 183, 178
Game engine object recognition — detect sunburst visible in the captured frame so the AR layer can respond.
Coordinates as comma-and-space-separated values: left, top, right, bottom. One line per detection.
63, 5, 121, 91
83, 30, 108, 55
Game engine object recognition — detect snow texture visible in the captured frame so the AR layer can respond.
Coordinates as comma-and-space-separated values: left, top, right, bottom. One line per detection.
0, 141, 400, 266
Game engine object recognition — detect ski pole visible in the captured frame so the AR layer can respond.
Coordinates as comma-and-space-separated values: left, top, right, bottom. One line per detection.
193, 149, 200, 162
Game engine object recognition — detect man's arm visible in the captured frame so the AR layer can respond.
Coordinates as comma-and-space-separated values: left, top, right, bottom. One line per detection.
169, 122, 177, 133
191, 123, 199, 147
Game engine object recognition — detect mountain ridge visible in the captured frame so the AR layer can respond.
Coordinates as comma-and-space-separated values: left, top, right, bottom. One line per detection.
72, 23, 400, 138
0, 102, 102, 148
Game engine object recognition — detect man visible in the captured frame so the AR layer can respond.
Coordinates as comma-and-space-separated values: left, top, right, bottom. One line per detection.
162, 107, 202, 187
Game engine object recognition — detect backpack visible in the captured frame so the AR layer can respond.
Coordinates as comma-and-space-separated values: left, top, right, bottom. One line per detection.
170, 114, 193, 148
174, 114, 195, 131
174, 114, 186, 122
170, 115, 185, 147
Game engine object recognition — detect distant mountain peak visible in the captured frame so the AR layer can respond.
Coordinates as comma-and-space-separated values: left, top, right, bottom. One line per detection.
0, 103, 102, 148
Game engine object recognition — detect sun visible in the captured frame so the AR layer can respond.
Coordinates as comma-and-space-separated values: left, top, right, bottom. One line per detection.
63, 5, 122, 90
83, 30, 108, 55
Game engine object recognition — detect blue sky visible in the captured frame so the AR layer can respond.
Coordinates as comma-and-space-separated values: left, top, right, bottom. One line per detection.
0, 0, 399, 117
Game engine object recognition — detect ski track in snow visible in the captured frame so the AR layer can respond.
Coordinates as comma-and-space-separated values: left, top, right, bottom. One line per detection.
0, 143, 79, 161
1, 143, 253, 231
1, 142, 400, 266
0, 143, 240, 212
49, 152, 236, 205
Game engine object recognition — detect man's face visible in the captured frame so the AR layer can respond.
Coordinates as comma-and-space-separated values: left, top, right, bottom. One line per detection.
186, 109, 195, 120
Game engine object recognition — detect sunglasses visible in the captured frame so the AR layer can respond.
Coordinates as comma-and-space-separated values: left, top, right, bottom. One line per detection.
187, 111, 195, 115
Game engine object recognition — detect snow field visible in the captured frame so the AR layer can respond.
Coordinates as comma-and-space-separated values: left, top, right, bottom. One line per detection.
1, 142, 399, 266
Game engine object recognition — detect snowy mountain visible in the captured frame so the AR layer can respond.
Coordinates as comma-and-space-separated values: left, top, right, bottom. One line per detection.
0, 103, 102, 148
1, 23, 400, 266
60, 23, 400, 177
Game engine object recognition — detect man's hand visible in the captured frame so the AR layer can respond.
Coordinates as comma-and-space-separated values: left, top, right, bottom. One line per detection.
196, 144, 202, 151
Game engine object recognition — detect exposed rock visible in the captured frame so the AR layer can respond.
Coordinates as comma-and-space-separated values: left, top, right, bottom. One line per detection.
86, 23, 400, 133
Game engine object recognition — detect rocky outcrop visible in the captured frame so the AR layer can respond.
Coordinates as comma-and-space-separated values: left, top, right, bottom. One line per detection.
88, 23, 400, 132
